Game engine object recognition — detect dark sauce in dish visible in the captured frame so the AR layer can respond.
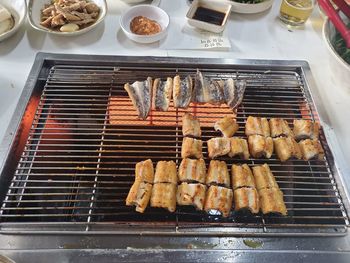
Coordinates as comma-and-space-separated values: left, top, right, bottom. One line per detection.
192, 7, 226, 25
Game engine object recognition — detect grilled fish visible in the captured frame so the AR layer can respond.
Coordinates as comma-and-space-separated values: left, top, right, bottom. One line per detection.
293, 119, 320, 141
181, 137, 203, 159
269, 118, 293, 138
182, 113, 201, 137
298, 139, 325, 161
192, 70, 224, 104
252, 164, 278, 191
177, 182, 207, 210
207, 137, 231, 159
206, 160, 230, 188
152, 77, 173, 111
204, 185, 233, 217
124, 77, 152, 120
135, 159, 154, 184
214, 116, 239, 138
231, 164, 255, 190
173, 75, 193, 108
126, 180, 153, 213
245, 116, 270, 137
248, 135, 274, 159
178, 158, 206, 184
154, 161, 177, 184
222, 78, 246, 110
258, 187, 287, 216
228, 137, 250, 160
273, 136, 302, 162
234, 187, 260, 214
150, 183, 177, 212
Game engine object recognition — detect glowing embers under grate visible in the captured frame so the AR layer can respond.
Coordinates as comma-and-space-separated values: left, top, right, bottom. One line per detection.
0, 64, 348, 234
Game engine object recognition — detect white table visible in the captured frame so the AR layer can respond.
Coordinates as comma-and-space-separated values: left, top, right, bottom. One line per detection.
1, 0, 349, 179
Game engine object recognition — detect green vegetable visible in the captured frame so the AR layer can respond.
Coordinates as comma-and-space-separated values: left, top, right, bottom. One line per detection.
334, 23, 350, 65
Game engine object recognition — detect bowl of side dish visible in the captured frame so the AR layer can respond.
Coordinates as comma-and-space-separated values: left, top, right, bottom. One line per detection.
229, 0, 274, 14
27, 0, 107, 36
120, 5, 169, 44
0, 0, 26, 42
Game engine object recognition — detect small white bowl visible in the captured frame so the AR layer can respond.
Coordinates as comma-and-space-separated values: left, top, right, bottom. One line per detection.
186, 0, 232, 33
0, 0, 26, 42
229, 0, 274, 14
120, 5, 169, 44
27, 0, 107, 36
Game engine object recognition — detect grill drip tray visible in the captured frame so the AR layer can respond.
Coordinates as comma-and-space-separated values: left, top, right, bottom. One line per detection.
0, 53, 349, 240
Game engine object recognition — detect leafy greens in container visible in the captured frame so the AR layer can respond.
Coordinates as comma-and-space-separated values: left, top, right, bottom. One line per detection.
334, 23, 350, 65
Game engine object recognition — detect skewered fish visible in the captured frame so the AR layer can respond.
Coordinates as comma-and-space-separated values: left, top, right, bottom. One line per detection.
150, 183, 177, 212
173, 75, 193, 108
207, 137, 231, 159
181, 137, 203, 159
204, 185, 233, 217
231, 164, 255, 190
214, 116, 239, 138
269, 118, 293, 138
154, 161, 177, 184
126, 180, 153, 213
234, 187, 260, 214
258, 187, 287, 216
124, 77, 152, 120
228, 137, 250, 159
206, 160, 230, 188
135, 159, 154, 184
192, 70, 224, 104
273, 136, 302, 162
299, 139, 325, 161
245, 116, 270, 137
293, 119, 320, 141
248, 135, 274, 159
177, 182, 207, 210
152, 77, 173, 111
252, 164, 278, 191
222, 78, 246, 110
178, 158, 206, 184
182, 113, 201, 137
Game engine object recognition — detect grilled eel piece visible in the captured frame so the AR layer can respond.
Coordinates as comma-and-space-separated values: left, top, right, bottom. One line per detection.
234, 187, 260, 214
248, 135, 274, 159
206, 160, 230, 188
173, 74, 193, 108
273, 136, 302, 162
214, 115, 239, 138
154, 160, 177, 184
181, 137, 203, 159
204, 185, 233, 217
207, 137, 231, 159
229, 137, 250, 160
152, 77, 173, 111
231, 164, 255, 190
269, 118, 294, 138
178, 158, 206, 184
182, 113, 201, 137
245, 116, 270, 137
150, 183, 177, 212
252, 163, 278, 191
124, 77, 152, 120
177, 182, 207, 210
293, 119, 320, 141
258, 187, 287, 216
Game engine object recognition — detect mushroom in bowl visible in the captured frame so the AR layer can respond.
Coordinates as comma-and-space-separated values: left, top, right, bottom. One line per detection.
27, 0, 107, 36
0, 0, 27, 42
120, 5, 169, 44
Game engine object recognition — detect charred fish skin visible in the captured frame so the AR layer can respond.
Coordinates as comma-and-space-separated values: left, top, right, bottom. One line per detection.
223, 78, 246, 110
152, 77, 173, 111
124, 77, 152, 120
173, 75, 193, 108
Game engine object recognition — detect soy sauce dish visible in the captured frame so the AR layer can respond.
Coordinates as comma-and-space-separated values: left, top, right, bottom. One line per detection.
186, 0, 232, 33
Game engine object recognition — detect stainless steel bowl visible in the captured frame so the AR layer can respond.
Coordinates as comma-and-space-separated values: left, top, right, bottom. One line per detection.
322, 15, 350, 90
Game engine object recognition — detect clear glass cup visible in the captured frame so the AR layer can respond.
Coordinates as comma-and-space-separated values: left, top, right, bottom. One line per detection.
279, 0, 315, 26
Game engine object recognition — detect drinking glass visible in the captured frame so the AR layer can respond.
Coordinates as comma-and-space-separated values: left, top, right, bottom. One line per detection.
279, 0, 315, 26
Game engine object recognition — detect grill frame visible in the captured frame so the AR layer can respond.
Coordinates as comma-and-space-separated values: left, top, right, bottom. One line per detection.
0, 53, 349, 236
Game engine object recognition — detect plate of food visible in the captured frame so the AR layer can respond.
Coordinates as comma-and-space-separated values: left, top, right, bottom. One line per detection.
27, 0, 107, 36
0, 0, 27, 41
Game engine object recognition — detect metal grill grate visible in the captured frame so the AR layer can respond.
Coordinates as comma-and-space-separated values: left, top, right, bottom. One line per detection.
0, 58, 348, 236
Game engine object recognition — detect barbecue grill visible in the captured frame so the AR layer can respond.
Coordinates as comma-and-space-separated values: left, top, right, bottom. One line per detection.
0, 53, 349, 262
